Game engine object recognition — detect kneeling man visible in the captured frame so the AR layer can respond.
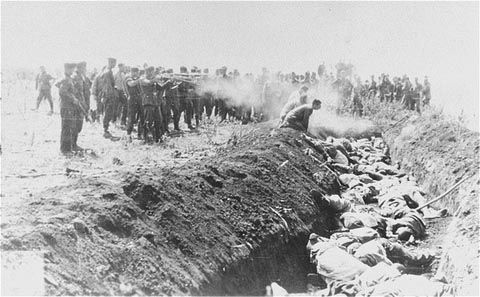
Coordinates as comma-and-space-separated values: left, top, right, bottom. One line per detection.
280, 99, 322, 132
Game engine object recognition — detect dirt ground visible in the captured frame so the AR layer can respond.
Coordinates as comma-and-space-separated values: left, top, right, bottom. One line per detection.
383, 110, 480, 295
1, 84, 476, 295
2, 96, 342, 295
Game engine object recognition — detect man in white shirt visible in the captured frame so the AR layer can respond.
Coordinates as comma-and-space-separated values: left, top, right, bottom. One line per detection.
279, 85, 309, 121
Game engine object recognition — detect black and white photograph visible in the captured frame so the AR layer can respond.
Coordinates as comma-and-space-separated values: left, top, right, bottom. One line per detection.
1, 1, 479, 296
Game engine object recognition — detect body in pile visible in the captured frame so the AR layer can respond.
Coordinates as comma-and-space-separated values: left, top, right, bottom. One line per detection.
301, 134, 450, 296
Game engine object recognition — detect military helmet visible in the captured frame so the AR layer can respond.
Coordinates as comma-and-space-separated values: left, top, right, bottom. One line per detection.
64, 63, 76, 72
77, 61, 87, 69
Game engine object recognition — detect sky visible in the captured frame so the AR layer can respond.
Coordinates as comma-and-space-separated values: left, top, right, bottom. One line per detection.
1, 1, 479, 123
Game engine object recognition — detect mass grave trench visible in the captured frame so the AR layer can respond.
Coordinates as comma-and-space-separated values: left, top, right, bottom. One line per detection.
382, 115, 479, 295
119, 126, 344, 295
120, 123, 445, 295
24, 120, 465, 296
185, 122, 455, 295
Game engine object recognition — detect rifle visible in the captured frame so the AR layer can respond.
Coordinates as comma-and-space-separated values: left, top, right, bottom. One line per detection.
159, 73, 206, 84
416, 175, 474, 211
74, 97, 92, 122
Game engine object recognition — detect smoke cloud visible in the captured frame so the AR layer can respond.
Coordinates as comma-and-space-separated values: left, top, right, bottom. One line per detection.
195, 73, 380, 139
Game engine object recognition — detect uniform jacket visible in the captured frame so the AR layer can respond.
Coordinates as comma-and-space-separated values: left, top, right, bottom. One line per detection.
163, 80, 177, 98
72, 72, 86, 102
114, 71, 126, 91
36, 72, 53, 90
56, 75, 77, 110
124, 75, 141, 100
139, 77, 160, 106
177, 81, 190, 99
91, 68, 115, 100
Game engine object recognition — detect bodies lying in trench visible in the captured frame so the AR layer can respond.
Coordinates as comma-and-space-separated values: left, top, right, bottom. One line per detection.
273, 134, 452, 296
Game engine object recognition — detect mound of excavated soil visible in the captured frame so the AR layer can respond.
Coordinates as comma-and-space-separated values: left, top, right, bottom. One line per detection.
1, 123, 342, 295
384, 112, 479, 295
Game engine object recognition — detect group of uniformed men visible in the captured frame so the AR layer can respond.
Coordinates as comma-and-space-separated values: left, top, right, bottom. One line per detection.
88, 59, 266, 143
329, 72, 432, 116
36, 59, 432, 154
53, 58, 273, 154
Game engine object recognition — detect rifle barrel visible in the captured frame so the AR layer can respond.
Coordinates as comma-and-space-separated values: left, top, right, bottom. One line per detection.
416, 175, 473, 211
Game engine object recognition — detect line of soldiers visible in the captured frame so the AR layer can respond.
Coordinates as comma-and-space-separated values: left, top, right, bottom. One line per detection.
51, 59, 433, 154
89, 59, 252, 143
55, 58, 273, 153
88, 59, 298, 144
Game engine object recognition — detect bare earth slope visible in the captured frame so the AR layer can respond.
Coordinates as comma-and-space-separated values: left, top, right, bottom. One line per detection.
2, 121, 340, 295
2, 105, 478, 295
384, 112, 479, 295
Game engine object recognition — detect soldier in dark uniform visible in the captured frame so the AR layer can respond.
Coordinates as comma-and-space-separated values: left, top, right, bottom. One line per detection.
177, 66, 195, 130
57, 63, 82, 154
183, 66, 201, 129
91, 67, 104, 121
125, 67, 144, 140
139, 66, 163, 143
91, 58, 117, 138
190, 67, 203, 128
35, 66, 55, 114
154, 70, 170, 134
163, 68, 181, 131
74, 62, 92, 121
71, 62, 90, 150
